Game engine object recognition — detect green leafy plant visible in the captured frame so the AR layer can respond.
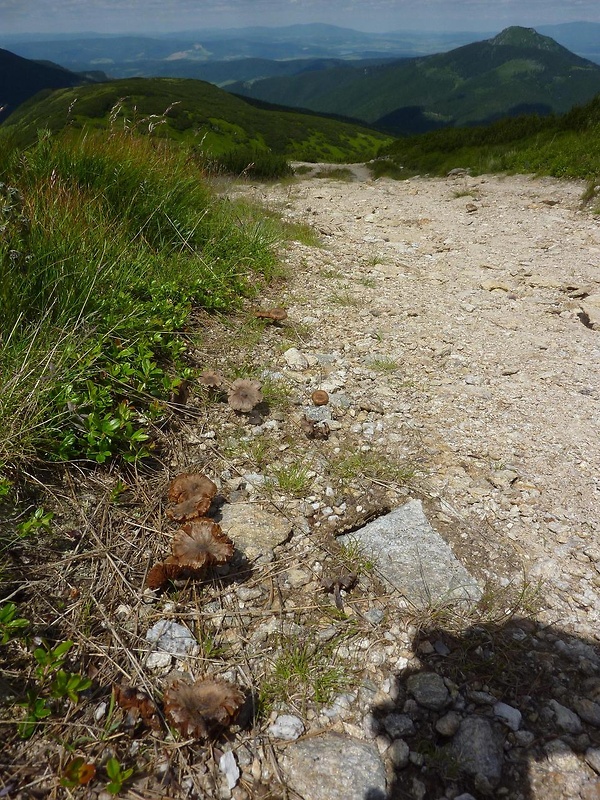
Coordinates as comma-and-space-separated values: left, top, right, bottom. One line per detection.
0, 602, 29, 644
105, 757, 134, 795
17, 640, 92, 739
17, 507, 53, 537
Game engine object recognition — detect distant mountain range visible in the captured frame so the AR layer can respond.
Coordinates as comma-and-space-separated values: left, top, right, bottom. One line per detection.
229, 27, 600, 133
0, 48, 103, 124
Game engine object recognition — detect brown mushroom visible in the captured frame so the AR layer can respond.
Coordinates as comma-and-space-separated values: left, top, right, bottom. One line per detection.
321, 573, 358, 611
163, 677, 245, 739
198, 369, 224, 389
168, 473, 217, 504
114, 684, 161, 730
172, 518, 234, 569
167, 473, 217, 521
301, 415, 330, 440
311, 390, 329, 406
227, 378, 263, 413
255, 307, 288, 323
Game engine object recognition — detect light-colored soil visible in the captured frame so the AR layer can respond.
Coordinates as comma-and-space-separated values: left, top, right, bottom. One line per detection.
234, 170, 600, 638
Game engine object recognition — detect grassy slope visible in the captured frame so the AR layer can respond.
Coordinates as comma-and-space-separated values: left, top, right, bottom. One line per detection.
231, 28, 600, 130
0, 130, 283, 470
374, 94, 600, 180
1, 77, 391, 163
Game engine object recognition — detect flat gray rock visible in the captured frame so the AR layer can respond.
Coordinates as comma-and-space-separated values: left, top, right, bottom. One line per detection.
145, 620, 199, 658
337, 499, 481, 605
281, 733, 386, 800
220, 503, 292, 563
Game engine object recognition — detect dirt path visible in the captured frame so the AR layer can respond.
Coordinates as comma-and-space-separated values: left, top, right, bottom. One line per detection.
235, 170, 600, 638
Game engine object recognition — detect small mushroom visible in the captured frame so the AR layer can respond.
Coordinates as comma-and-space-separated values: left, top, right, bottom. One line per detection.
114, 684, 161, 730
167, 473, 218, 521
198, 369, 224, 389
227, 378, 263, 413
163, 677, 245, 740
255, 307, 288, 323
311, 390, 329, 406
321, 573, 358, 611
301, 415, 330, 440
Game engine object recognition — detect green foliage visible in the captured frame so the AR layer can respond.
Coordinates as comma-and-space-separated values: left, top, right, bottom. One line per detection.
17, 640, 92, 739
0, 602, 29, 644
105, 757, 134, 795
373, 93, 600, 181
261, 636, 347, 713
0, 130, 279, 466
17, 507, 53, 537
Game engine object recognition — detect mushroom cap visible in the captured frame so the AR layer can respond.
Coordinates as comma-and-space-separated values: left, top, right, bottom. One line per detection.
311, 390, 329, 406
199, 369, 224, 388
168, 473, 218, 504
255, 307, 287, 322
227, 378, 263, 412
163, 677, 245, 740
166, 495, 212, 522
172, 518, 234, 568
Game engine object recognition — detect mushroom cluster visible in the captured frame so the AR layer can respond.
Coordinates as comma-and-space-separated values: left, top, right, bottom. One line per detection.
147, 472, 234, 590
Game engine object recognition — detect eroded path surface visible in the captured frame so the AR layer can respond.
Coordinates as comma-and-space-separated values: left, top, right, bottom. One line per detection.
237, 171, 600, 637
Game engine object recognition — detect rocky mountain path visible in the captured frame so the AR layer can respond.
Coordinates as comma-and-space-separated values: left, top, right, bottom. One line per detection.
219, 170, 600, 800
234, 170, 600, 636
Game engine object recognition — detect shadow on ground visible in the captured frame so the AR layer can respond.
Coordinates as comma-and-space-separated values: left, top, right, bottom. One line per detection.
371, 617, 600, 800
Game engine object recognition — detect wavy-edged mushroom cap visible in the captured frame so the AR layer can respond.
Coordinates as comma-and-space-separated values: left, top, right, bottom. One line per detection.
166, 495, 212, 522
198, 369, 225, 388
163, 677, 245, 739
172, 518, 234, 568
227, 378, 263, 413
168, 473, 218, 504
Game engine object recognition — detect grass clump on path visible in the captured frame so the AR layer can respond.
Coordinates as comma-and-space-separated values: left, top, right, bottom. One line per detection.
0, 129, 279, 471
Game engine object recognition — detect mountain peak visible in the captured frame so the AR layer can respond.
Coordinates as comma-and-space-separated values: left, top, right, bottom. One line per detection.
489, 26, 564, 52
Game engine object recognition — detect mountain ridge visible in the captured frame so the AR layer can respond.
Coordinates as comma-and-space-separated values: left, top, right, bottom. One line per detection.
229, 26, 600, 133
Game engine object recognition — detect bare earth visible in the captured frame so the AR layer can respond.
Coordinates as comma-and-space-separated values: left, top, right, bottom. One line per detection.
237, 169, 600, 637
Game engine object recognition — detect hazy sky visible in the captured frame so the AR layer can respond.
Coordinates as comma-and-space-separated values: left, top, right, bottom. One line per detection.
2, 0, 600, 35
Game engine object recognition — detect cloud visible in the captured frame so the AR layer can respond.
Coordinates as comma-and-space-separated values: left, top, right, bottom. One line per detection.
1, 0, 600, 34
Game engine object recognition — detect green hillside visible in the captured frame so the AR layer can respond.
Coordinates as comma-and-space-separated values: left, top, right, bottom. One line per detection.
1, 76, 391, 163
231, 27, 600, 133
371, 93, 600, 181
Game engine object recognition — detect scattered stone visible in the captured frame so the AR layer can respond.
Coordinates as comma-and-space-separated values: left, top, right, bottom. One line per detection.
220, 503, 292, 563
580, 294, 600, 330
268, 714, 305, 741
382, 713, 415, 738
586, 748, 600, 775
572, 697, 600, 728
548, 700, 583, 734
280, 733, 387, 800
407, 672, 450, 710
388, 739, 410, 769
435, 711, 461, 737
145, 620, 199, 658
219, 751, 240, 790
451, 717, 504, 785
493, 701, 522, 731
481, 279, 511, 292
283, 347, 310, 369
337, 500, 481, 605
